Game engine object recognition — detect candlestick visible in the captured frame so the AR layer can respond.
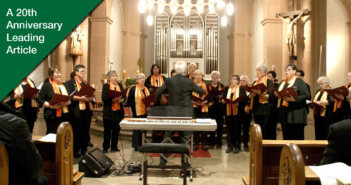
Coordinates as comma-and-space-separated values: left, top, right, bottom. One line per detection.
123, 70, 126, 79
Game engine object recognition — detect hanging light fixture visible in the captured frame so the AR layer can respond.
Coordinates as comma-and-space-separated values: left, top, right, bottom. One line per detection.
158, 4, 165, 13
221, 16, 227, 27
217, 0, 225, 9
183, 6, 191, 16
147, 14, 153, 25
209, 4, 215, 13
197, 6, 204, 13
139, 0, 146, 13
226, 0, 234, 15
148, 1, 153, 9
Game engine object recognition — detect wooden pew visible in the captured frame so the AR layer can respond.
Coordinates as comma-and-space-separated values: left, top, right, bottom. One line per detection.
243, 124, 328, 185
33, 122, 84, 185
0, 140, 9, 185
279, 143, 305, 185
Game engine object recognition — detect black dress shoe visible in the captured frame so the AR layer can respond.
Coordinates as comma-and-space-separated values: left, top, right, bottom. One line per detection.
111, 148, 120, 152
226, 146, 233, 153
202, 145, 208, 151
74, 153, 81, 158
233, 148, 240, 154
88, 142, 94, 147
193, 145, 199, 151
103, 149, 108, 153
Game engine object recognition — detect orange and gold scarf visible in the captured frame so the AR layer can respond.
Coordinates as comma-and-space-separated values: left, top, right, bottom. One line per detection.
14, 78, 38, 108
135, 84, 150, 116
50, 79, 69, 117
277, 76, 297, 108
333, 84, 349, 112
226, 85, 240, 116
109, 81, 121, 111
74, 76, 93, 111
244, 90, 250, 114
250, 76, 269, 110
313, 89, 328, 116
150, 75, 164, 87
193, 81, 208, 112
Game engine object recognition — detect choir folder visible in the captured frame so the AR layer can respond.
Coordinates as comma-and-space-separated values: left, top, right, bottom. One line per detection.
306, 101, 324, 110
210, 85, 228, 99
192, 93, 209, 103
223, 95, 244, 105
274, 87, 298, 97
106, 87, 129, 98
22, 87, 40, 99
75, 83, 99, 97
242, 83, 269, 93
141, 91, 156, 107
324, 86, 349, 100
49, 90, 76, 105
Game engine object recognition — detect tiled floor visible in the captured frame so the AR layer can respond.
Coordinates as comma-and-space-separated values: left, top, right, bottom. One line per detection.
32, 117, 316, 185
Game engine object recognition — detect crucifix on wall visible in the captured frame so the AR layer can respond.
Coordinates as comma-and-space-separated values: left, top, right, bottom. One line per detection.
276, 2, 309, 61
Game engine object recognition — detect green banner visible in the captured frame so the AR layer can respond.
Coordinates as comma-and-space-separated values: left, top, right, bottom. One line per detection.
1, 0, 102, 100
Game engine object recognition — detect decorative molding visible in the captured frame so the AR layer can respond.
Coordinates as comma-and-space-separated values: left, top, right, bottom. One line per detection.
121, 31, 126, 35
347, 22, 351, 27
282, 156, 292, 185
64, 130, 71, 151
248, 33, 254, 37
89, 17, 113, 24
261, 19, 282, 26
130, 32, 148, 39
227, 33, 245, 39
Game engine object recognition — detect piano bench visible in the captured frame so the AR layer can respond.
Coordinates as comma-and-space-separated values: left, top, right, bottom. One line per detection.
139, 143, 189, 185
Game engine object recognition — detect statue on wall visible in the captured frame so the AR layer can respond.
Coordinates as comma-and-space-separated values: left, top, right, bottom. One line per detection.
277, 9, 308, 57
70, 26, 84, 55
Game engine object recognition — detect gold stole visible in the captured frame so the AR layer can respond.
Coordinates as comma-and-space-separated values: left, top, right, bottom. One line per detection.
250, 76, 268, 110
135, 84, 150, 116
226, 85, 240, 116
14, 78, 38, 108
245, 90, 250, 114
74, 76, 93, 111
150, 75, 164, 87
277, 76, 297, 108
109, 81, 121, 111
50, 80, 69, 117
313, 89, 328, 116
333, 84, 349, 112
192, 81, 208, 112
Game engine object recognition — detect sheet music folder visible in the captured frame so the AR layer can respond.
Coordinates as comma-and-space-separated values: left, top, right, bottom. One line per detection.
75, 83, 98, 97
106, 87, 129, 98
22, 87, 40, 99
49, 90, 76, 105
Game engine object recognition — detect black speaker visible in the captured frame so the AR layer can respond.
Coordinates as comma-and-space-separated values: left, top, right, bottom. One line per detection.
78, 148, 114, 177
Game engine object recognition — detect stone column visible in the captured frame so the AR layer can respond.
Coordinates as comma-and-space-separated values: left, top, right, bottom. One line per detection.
261, 19, 283, 80
89, 1, 113, 102
295, 0, 326, 95
51, 39, 72, 82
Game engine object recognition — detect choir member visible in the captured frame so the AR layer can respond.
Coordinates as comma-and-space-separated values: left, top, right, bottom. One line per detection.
312, 76, 334, 140
145, 64, 167, 93
222, 74, 248, 154
12, 77, 39, 133
101, 70, 125, 153
38, 65, 71, 134
208, 71, 225, 146
187, 63, 197, 79
275, 63, 309, 140
266, 70, 279, 139
192, 70, 211, 151
127, 73, 154, 151
239, 75, 252, 147
170, 69, 177, 77
296, 70, 311, 101
249, 64, 274, 139
332, 72, 351, 122
66, 64, 94, 158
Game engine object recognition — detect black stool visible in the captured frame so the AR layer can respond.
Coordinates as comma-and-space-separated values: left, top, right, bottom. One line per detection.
139, 143, 190, 185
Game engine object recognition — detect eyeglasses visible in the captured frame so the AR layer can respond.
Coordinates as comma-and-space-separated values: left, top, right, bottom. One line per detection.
285, 68, 293, 72
78, 71, 86, 73
256, 69, 263, 72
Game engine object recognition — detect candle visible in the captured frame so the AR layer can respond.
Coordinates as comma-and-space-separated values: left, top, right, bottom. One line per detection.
137, 70, 140, 74
123, 70, 126, 79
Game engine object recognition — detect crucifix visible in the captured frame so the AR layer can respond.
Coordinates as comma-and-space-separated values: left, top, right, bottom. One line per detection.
276, 0, 309, 62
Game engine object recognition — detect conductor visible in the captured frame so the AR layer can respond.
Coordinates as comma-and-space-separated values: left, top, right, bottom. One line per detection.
156, 60, 205, 166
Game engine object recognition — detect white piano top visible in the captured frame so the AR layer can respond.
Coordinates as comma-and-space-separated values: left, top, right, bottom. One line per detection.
120, 118, 217, 131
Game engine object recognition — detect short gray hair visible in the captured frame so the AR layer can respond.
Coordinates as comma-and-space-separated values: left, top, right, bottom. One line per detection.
240, 75, 250, 84
194, 70, 204, 77
317, 76, 330, 86
107, 70, 117, 78
256, 64, 268, 73
175, 61, 187, 74
230, 74, 240, 84
188, 63, 197, 71
136, 73, 145, 80
210, 70, 220, 77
